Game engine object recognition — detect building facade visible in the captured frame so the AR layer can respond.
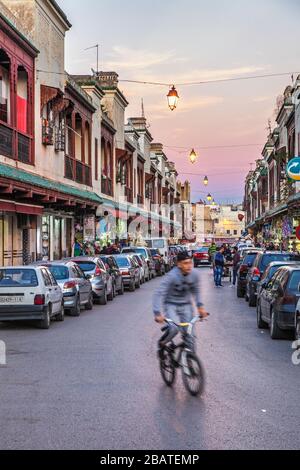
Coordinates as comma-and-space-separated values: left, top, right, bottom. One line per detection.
0, 0, 189, 265
244, 79, 300, 251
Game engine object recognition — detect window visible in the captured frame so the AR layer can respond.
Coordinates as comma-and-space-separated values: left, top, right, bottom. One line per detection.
17, 66, 28, 134
227, 230, 231, 235
95, 138, 99, 180
48, 266, 69, 281
0, 49, 10, 124
41, 269, 52, 287
234, 230, 238, 235
0, 269, 38, 287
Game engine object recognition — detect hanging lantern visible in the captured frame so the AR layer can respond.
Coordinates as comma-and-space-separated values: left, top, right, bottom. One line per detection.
189, 148, 198, 164
203, 176, 209, 186
167, 85, 179, 111
207, 193, 212, 202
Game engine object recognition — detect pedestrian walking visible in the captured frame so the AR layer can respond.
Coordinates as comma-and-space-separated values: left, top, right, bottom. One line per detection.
214, 247, 225, 287
231, 247, 240, 287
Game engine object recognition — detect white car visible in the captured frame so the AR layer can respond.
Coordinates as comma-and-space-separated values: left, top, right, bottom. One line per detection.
0, 266, 64, 329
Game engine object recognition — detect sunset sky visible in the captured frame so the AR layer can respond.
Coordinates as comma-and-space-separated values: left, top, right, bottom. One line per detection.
61, 0, 300, 203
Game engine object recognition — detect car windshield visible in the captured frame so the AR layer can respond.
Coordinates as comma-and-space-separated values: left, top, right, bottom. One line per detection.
260, 254, 296, 272
115, 257, 130, 267
288, 271, 300, 291
0, 269, 38, 287
74, 261, 96, 272
243, 253, 257, 265
133, 248, 147, 256
152, 240, 164, 249
194, 248, 209, 253
150, 249, 160, 256
48, 266, 69, 280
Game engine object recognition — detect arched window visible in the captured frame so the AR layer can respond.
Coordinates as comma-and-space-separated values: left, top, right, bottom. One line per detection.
0, 49, 11, 124
75, 113, 82, 161
107, 142, 112, 179
17, 66, 28, 134
84, 121, 90, 165
101, 137, 106, 175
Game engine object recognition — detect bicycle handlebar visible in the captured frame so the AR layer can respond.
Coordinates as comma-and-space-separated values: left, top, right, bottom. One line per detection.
164, 314, 210, 328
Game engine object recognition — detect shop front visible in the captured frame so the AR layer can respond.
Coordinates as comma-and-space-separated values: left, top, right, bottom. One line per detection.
0, 200, 43, 266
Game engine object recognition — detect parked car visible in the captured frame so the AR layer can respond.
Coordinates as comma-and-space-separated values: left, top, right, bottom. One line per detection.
130, 254, 145, 284
149, 248, 166, 276
70, 257, 113, 304
246, 252, 300, 307
145, 238, 171, 271
131, 254, 150, 283
168, 246, 179, 267
0, 266, 64, 329
294, 294, 300, 341
121, 247, 156, 279
256, 266, 300, 339
192, 247, 211, 267
113, 255, 140, 291
99, 255, 124, 296
38, 261, 93, 316
236, 250, 261, 298
256, 261, 300, 299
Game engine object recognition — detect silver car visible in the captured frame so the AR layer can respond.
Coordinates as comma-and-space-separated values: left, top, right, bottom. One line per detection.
71, 257, 114, 304
38, 261, 93, 316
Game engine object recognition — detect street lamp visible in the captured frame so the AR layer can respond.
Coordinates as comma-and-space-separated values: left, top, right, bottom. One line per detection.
189, 148, 198, 164
167, 85, 179, 111
207, 193, 212, 202
203, 176, 209, 186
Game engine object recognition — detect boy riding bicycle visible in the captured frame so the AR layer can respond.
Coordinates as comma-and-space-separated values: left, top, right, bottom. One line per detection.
153, 252, 209, 356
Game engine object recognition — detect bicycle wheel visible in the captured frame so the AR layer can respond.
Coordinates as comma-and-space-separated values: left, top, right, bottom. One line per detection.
181, 352, 205, 397
160, 349, 176, 387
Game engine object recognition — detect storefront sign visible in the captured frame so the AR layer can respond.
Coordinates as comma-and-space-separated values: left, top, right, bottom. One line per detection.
287, 157, 300, 181
84, 216, 95, 242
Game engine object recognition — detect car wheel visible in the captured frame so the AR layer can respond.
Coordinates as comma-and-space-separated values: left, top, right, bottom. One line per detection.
270, 309, 284, 340
70, 295, 81, 317
295, 312, 300, 341
56, 302, 65, 322
108, 284, 114, 301
237, 284, 244, 298
129, 281, 135, 292
248, 289, 257, 307
85, 292, 93, 310
256, 302, 268, 329
100, 289, 107, 305
118, 281, 125, 296
38, 305, 51, 330
136, 278, 141, 289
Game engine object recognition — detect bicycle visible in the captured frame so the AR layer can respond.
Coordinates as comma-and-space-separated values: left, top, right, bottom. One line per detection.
159, 316, 207, 397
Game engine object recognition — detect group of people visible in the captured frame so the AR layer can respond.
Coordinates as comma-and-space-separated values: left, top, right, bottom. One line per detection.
208, 243, 241, 288
72, 239, 122, 257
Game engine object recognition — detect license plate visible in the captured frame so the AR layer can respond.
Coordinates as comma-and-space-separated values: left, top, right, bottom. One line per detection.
0, 296, 24, 304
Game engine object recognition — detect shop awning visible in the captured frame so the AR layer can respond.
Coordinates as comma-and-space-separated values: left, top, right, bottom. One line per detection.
0, 200, 43, 215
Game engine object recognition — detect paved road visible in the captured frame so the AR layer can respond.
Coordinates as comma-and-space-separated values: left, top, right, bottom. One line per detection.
0, 268, 299, 450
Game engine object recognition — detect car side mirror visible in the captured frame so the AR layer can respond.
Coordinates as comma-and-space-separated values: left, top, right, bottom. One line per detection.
85, 274, 92, 280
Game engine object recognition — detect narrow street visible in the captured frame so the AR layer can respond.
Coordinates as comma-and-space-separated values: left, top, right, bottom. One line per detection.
0, 268, 299, 451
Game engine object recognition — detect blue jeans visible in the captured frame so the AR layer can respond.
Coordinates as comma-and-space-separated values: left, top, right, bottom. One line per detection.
232, 268, 238, 286
215, 266, 223, 286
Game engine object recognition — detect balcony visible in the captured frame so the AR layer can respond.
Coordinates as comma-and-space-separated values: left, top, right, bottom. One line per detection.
0, 123, 13, 158
125, 187, 133, 203
65, 155, 91, 186
101, 176, 113, 196
18, 133, 31, 163
137, 194, 144, 205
